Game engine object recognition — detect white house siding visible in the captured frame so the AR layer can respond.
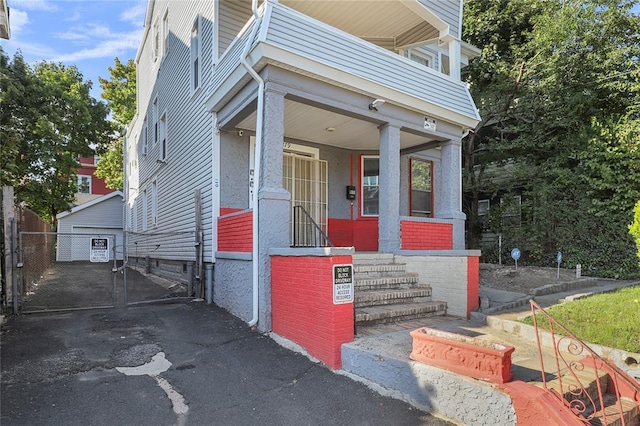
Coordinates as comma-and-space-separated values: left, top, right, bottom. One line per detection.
419, 0, 461, 38
128, 0, 215, 263
263, 4, 477, 121
218, 0, 252, 58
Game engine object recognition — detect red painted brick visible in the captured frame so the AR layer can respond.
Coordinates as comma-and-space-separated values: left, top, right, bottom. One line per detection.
400, 221, 453, 250
467, 256, 480, 319
218, 210, 252, 252
271, 255, 354, 369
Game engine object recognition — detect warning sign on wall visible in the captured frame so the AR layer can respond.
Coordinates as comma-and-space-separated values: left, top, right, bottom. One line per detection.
90, 237, 110, 263
333, 264, 354, 305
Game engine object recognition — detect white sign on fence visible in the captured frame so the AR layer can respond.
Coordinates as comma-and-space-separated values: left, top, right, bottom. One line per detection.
90, 237, 110, 263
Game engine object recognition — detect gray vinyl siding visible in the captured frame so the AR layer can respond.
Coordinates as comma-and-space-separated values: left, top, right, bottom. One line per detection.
264, 4, 477, 120
132, 0, 215, 262
57, 196, 124, 233
218, 0, 252, 58
419, 0, 461, 38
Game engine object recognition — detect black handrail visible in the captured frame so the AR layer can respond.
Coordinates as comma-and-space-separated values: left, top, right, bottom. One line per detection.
291, 205, 334, 248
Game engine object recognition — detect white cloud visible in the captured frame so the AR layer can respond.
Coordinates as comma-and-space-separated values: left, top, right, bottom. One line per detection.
50, 28, 143, 62
120, 2, 145, 26
65, 10, 81, 22
10, 0, 57, 12
7, 8, 28, 34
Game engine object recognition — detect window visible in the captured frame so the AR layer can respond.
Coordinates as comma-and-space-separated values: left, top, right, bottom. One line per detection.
501, 195, 521, 228
162, 10, 169, 56
409, 159, 433, 217
152, 18, 160, 61
440, 53, 450, 75
361, 156, 379, 216
77, 175, 92, 194
142, 116, 148, 155
159, 111, 167, 161
478, 199, 490, 230
404, 49, 432, 68
142, 189, 148, 231
151, 180, 158, 227
93, 154, 100, 165
190, 16, 201, 93
152, 97, 158, 145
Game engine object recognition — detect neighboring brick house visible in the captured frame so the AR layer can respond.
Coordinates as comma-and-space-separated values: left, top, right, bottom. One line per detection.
125, 0, 481, 358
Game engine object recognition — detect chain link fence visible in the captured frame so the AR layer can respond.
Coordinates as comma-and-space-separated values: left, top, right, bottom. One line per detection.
124, 231, 197, 305
19, 232, 117, 312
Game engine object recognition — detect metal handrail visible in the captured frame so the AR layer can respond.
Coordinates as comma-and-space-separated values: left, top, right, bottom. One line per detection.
291, 205, 333, 248
530, 300, 640, 424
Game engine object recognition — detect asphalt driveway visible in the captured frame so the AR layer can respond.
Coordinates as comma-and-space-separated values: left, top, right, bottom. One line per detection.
1, 301, 452, 426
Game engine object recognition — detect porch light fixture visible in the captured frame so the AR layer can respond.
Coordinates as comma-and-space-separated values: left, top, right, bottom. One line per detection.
368, 99, 385, 111
325, 127, 335, 132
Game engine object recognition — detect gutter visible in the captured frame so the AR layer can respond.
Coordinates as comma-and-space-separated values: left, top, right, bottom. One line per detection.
241, 0, 264, 327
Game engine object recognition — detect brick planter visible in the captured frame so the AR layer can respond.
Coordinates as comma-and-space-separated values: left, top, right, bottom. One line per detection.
410, 327, 515, 384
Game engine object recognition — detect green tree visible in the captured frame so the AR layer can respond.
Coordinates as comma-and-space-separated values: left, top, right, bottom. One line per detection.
1, 48, 112, 224
96, 57, 136, 189
463, 0, 640, 277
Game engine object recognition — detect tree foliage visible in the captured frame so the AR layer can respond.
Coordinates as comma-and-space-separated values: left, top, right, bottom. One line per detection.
95, 57, 136, 189
0, 48, 112, 224
463, 0, 640, 277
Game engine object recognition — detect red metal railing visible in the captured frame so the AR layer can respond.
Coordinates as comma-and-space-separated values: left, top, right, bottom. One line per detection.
530, 300, 640, 425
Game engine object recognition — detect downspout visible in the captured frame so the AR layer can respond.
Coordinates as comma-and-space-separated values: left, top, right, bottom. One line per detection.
242, 0, 264, 327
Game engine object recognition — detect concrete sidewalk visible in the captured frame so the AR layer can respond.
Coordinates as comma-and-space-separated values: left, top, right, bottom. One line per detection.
0, 301, 452, 426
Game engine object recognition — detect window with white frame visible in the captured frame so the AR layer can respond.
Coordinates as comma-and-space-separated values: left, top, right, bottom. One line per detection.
361, 156, 379, 216
77, 175, 92, 193
152, 18, 160, 61
162, 10, 169, 57
142, 189, 148, 231
159, 111, 167, 161
404, 49, 433, 69
478, 199, 490, 229
190, 15, 201, 93
142, 116, 148, 155
409, 158, 433, 217
151, 180, 158, 227
152, 97, 158, 145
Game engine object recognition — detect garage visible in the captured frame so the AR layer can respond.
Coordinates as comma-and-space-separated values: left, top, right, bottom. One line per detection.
56, 191, 124, 261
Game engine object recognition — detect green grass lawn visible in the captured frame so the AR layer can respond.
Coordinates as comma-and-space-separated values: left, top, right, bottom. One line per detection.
521, 285, 640, 353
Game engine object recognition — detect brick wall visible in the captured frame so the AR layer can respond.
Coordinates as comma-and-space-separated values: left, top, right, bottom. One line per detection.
353, 219, 378, 251
400, 220, 453, 250
271, 254, 354, 369
467, 256, 480, 316
327, 218, 353, 247
218, 210, 252, 252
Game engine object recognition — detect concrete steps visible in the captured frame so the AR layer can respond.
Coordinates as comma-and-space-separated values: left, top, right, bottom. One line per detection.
353, 254, 447, 327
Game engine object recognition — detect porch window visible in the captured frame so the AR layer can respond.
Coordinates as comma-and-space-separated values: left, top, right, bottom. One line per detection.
404, 49, 432, 69
362, 156, 379, 216
409, 158, 432, 217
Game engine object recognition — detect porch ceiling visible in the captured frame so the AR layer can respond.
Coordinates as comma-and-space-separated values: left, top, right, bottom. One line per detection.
236, 100, 437, 151
279, 0, 442, 47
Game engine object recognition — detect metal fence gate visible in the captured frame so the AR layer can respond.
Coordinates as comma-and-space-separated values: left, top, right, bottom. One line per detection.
18, 232, 118, 313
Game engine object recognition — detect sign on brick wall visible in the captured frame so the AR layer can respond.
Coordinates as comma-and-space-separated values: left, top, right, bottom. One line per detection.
333, 264, 353, 305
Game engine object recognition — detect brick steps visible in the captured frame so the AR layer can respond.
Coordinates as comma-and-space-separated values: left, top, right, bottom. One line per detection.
355, 302, 448, 326
353, 254, 446, 327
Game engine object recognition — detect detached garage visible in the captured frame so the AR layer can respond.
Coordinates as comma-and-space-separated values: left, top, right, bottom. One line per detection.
56, 191, 124, 261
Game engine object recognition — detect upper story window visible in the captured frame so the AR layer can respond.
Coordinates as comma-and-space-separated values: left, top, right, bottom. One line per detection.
404, 49, 433, 69
151, 180, 158, 227
152, 97, 158, 145
159, 111, 168, 161
142, 189, 148, 231
77, 175, 92, 194
142, 116, 148, 155
190, 15, 201, 93
162, 10, 169, 56
361, 156, 379, 217
152, 18, 160, 62
409, 158, 433, 217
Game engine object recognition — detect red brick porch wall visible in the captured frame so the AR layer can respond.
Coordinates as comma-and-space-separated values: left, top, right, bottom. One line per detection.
218, 209, 252, 252
271, 255, 354, 369
400, 220, 453, 250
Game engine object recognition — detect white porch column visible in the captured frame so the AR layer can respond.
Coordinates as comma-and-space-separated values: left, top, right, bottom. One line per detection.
378, 123, 401, 253
448, 39, 461, 81
257, 86, 291, 332
436, 138, 466, 249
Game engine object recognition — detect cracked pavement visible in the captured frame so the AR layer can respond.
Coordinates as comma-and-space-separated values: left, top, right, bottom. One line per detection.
1, 301, 452, 425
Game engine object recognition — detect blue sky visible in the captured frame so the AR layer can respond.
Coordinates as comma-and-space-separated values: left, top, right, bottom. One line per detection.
2, 0, 145, 100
